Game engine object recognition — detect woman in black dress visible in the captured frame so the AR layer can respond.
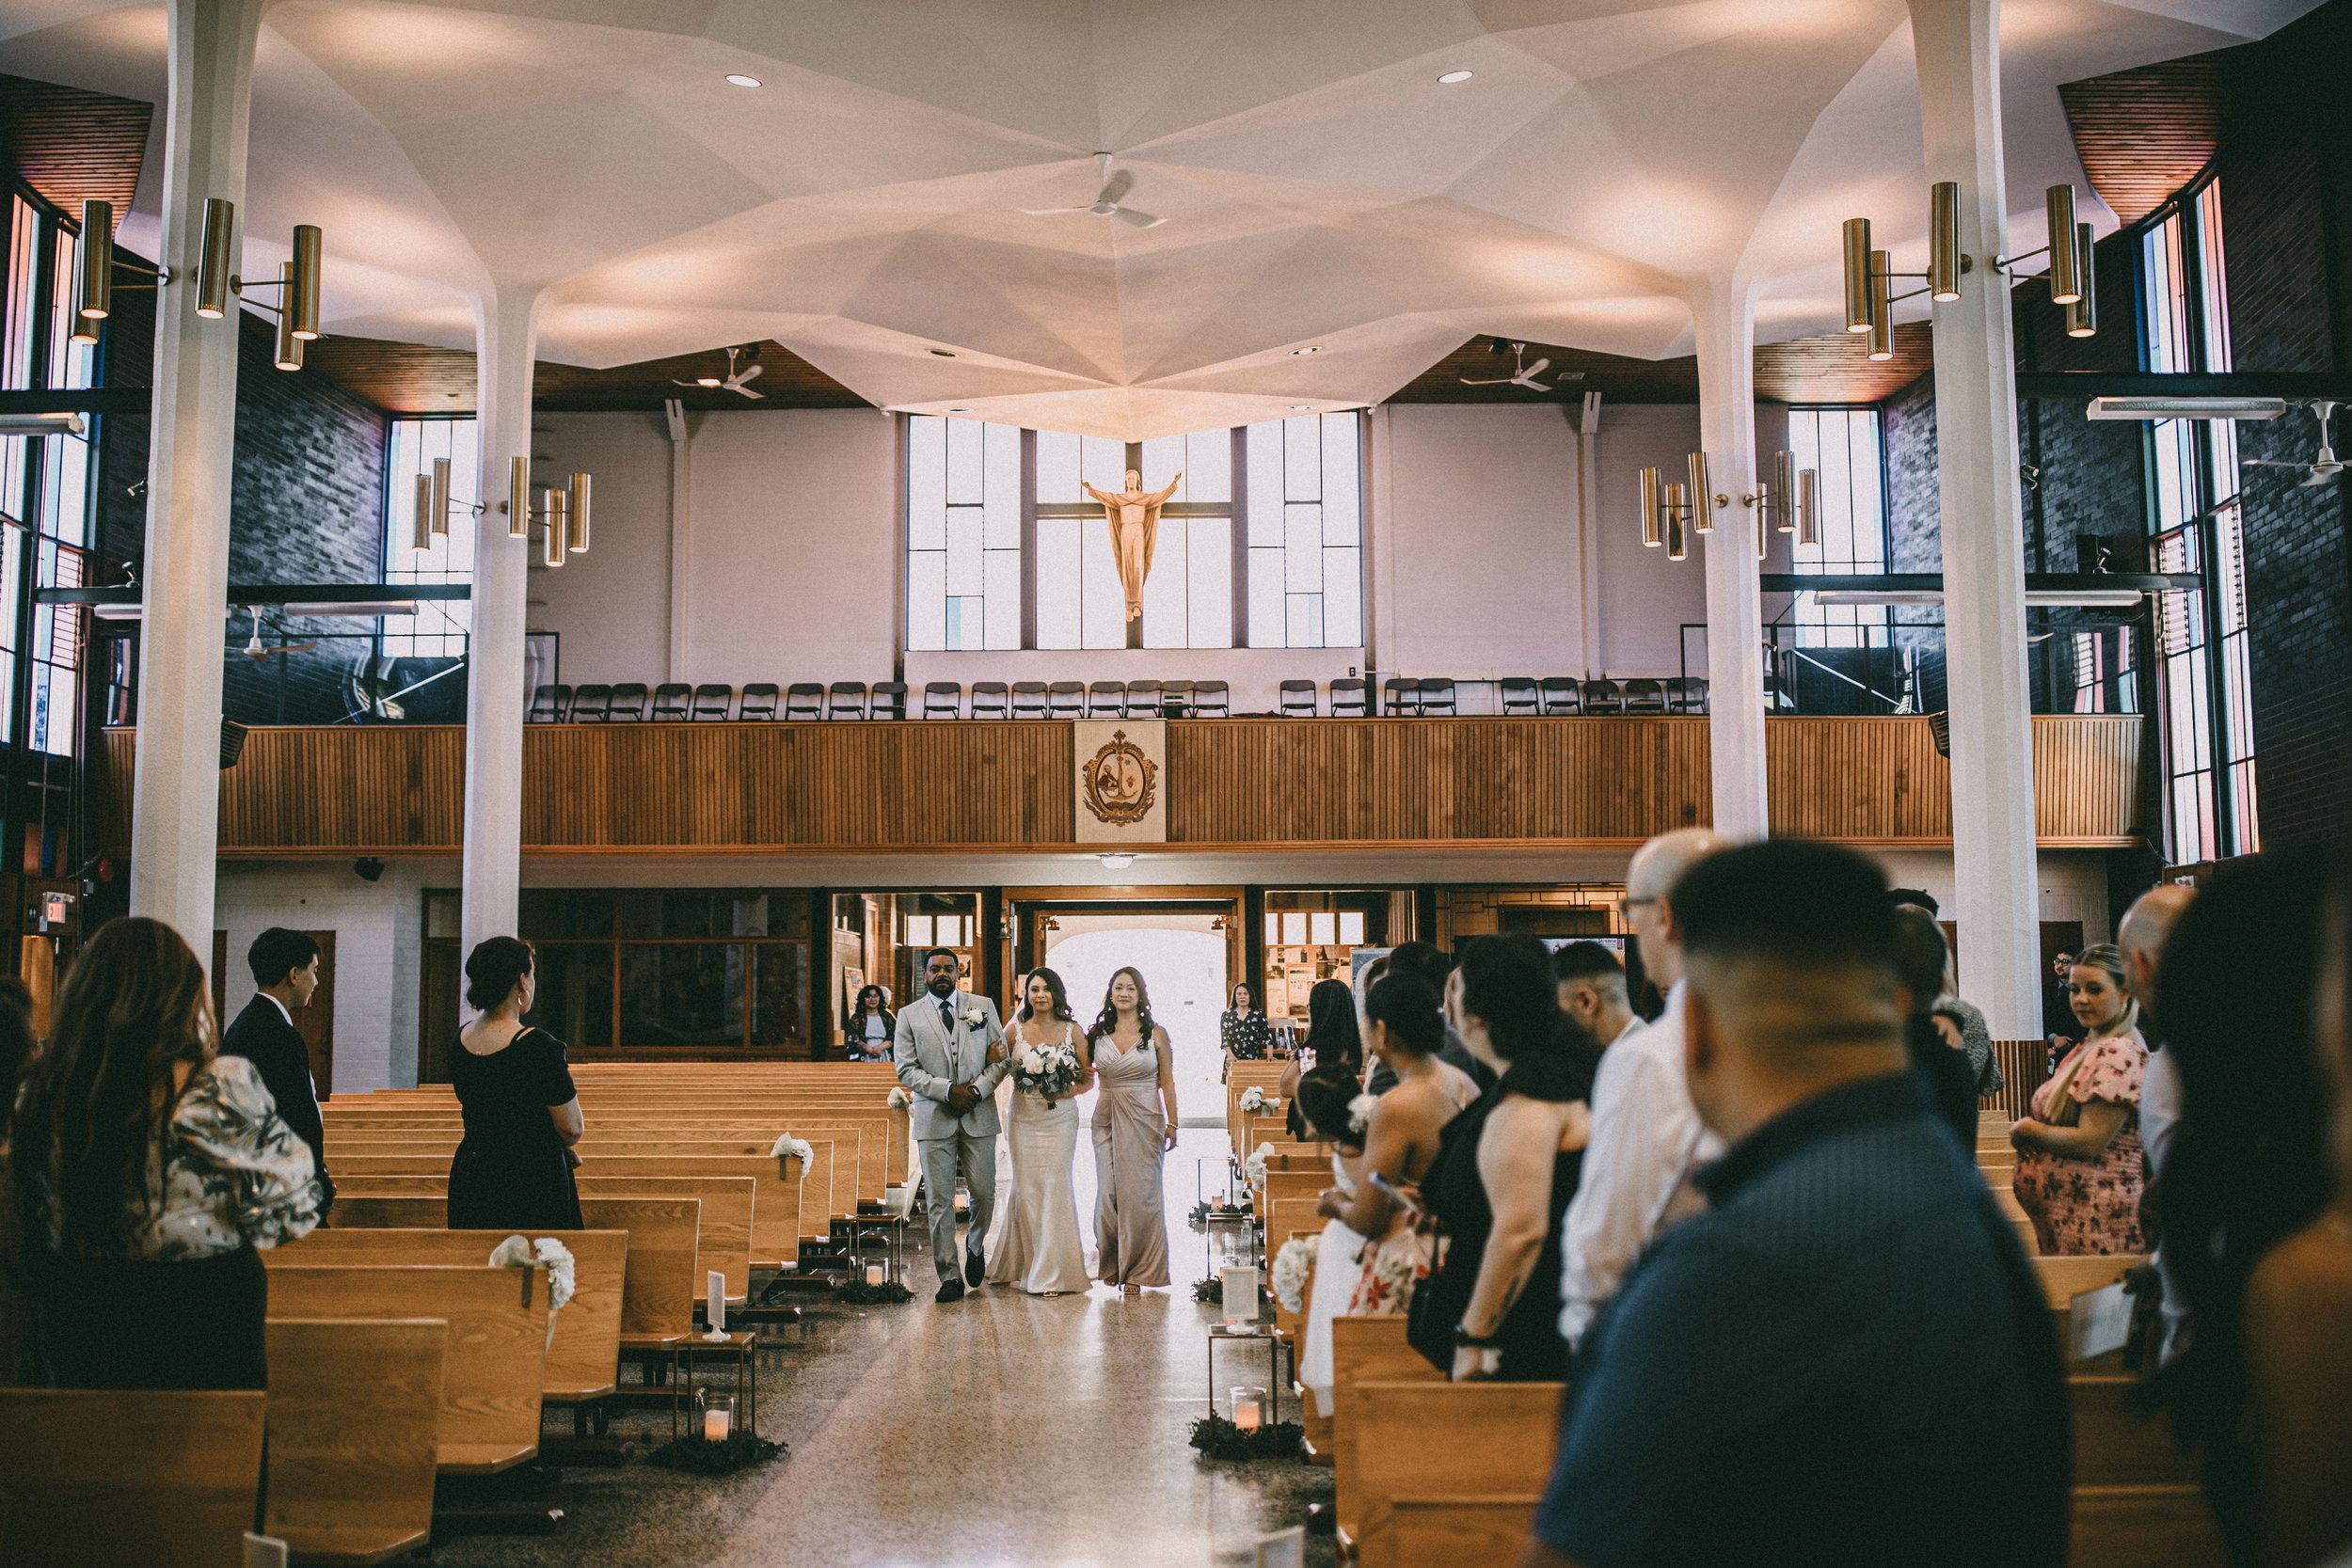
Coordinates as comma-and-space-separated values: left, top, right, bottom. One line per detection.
1409, 934, 1599, 1384
448, 938, 584, 1230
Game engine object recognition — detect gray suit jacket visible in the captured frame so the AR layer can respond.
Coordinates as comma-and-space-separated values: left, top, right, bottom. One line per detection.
894, 991, 1010, 1141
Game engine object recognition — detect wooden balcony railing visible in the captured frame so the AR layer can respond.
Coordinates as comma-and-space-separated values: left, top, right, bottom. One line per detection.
97, 714, 2145, 857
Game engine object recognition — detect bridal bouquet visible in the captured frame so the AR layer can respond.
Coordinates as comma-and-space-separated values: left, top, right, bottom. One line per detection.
1271, 1237, 1315, 1314
1012, 1040, 1084, 1108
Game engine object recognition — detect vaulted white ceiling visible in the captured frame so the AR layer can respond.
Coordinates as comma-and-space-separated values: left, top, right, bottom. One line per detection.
0, 0, 2320, 437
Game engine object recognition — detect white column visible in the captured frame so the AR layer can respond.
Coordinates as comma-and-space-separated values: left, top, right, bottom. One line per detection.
459, 283, 541, 956
1690, 277, 1770, 839
1911, 0, 2042, 1037
128, 0, 269, 942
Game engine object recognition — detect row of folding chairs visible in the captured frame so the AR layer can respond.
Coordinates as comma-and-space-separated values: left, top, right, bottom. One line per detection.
531, 681, 909, 722
920, 679, 1232, 720
1273, 674, 1709, 717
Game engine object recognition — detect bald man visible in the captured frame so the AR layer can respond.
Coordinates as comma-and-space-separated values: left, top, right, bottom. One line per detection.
2120, 880, 2196, 1359
1556, 826, 1731, 1348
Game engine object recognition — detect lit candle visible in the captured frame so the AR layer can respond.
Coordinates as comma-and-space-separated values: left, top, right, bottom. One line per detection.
1232, 1388, 1264, 1433
703, 1404, 732, 1442
866, 1263, 884, 1287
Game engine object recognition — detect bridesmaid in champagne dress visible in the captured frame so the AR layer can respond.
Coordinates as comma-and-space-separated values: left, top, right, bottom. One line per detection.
987, 967, 1095, 1294
1089, 967, 1177, 1293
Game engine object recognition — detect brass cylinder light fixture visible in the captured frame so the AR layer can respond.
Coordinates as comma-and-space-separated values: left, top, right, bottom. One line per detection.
195, 198, 235, 318
412, 474, 434, 552
1867, 249, 1893, 361
1755, 498, 1771, 563
1688, 451, 1715, 534
1929, 182, 1963, 302
2045, 185, 2082, 306
271, 262, 304, 371
1841, 217, 1873, 332
1796, 468, 1820, 548
2063, 223, 2099, 338
565, 472, 592, 553
1773, 450, 1796, 532
1638, 466, 1663, 547
289, 224, 324, 340
75, 199, 113, 325
1663, 483, 1689, 561
508, 456, 531, 539
542, 489, 568, 568
429, 457, 452, 538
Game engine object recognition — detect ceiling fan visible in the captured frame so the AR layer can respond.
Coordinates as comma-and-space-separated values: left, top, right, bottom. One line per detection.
1019, 152, 1164, 230
1459, 341, 1567, 391
2243, 399, 2343, 486
231, 606, 316, 662
673, 343, 765, 399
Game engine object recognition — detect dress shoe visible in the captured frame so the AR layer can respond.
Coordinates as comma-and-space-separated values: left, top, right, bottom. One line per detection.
935, 1278, 965, 1304
964, 1250, 985, 1287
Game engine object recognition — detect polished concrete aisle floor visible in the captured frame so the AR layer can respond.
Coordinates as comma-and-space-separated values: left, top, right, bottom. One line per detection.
438, 1127, 1334, 1568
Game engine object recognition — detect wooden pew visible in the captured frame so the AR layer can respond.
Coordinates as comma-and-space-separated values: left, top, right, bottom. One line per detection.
578, 1197, 703, 1350
263, 1318, 445, 1566
2070, 1486, 2230, 1568
1327, 1316, 1442, 1531
0, 1388, 266, 1568
1351, 1381, 1565, 1568
278, 1226, 625, 1405
1393, 1497, 1546, 1568
2033, 1254, 2143, 1307
262, 1264, 548, 1474
2071, 1375, 2198, 1487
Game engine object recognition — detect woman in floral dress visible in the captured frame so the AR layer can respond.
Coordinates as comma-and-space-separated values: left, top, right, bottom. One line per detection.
2011, 943, 2148, 1255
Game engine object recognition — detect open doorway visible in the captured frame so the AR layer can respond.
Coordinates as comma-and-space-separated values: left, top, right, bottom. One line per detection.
1041, 912, 1231, 1128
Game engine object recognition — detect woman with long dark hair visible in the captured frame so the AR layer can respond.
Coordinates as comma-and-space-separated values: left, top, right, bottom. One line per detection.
14, 917, 323, 1389
1410, 934, 1598, 1383
447, 938, 585, 1231
1220, 981, 1271, 1079
1089, 966, 1175, 1293
1283, 977, 1364, 1139
842, 984, 897, 1063
987, 967, 1093, 1294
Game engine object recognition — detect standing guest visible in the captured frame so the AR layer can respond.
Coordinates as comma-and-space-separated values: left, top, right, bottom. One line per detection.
0, 974, 32, 1135
1557, 827, 1730, 1350
2011, 944, 2147, 1256
1294, 1057, 1373, 1418
1522, 841, 2068, 1568
1090, 966, 1176, 1294
1411, 935, 1598, 1383
2044, 948, 2081, 1068
842, 984, 897, 1063
2150, 854, 2340, 1565
1935, 991, 2005, 1101
895, 948, 1009, 1304
2117, 881, 2197, 1360
221, 927, 333, 1216
1552, 942, 1637, 1050
13, 917, 323, 1390
447, 938, 584, 1232
1891, 908, 1986, 1148
0, 978, 41, 1383
1389, 941, 1495, 1094
1219, 982, 1272, 1077
1282, 978, 1363, 1139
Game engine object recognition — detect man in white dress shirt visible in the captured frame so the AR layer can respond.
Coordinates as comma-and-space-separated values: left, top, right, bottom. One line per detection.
1557, 827, 1731, 1349
2119, 882, 2195, 1358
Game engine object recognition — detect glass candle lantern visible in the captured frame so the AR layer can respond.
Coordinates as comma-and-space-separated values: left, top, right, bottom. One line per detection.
865, 1262, 885, 1287
1230, 1386, 1268, 1433
700, 1391, 735, 1443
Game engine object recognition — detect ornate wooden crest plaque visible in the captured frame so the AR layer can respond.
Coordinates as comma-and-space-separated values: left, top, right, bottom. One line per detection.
1081, 728, 1158, 827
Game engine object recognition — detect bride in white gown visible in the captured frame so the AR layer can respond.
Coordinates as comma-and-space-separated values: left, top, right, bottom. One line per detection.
986, 967, 1095, 1295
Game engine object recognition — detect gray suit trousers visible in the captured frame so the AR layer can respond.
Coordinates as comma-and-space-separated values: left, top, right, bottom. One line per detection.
919, 1129, 997, 1284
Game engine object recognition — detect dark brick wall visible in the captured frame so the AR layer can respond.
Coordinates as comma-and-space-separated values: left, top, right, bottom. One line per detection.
94, 272, 390, 723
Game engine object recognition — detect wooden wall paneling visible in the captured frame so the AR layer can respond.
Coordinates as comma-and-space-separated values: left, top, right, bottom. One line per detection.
2031, 716, 2145, 846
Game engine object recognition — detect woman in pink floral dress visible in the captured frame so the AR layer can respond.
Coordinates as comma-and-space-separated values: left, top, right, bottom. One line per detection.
2010, 944, 2148, 1255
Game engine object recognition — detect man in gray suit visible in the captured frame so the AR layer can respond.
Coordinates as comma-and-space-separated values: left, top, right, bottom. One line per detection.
894, 947, 1010, 1302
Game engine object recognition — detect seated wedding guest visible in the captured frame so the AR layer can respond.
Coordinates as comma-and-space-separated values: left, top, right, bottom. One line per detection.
1411, 934, 1598, 1383
843, 984, 897, 1062
1552, 942, 1637, 1050
1557, 827, 1729, 1350
1321, 973, 1480, 1316
2011, 943, 2148, 1255
221, 927, 333, 1216
1891, 908, 1984, 1148
2151, 853, 2340, 1565
447, 937, 584, 1231
1295, 1058, 1373, 1418
1282, 978, 1363, 1140
12, 917, 324, 1389
1522, 841, 2067, 1568
1219, 982, 1272, 1077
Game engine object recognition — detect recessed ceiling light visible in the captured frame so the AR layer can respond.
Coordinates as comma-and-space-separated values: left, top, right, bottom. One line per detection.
929, 348, 956, 357
1290, 346, 1320, 356
1438, 70, 1474, 84
723, 73, 762, 88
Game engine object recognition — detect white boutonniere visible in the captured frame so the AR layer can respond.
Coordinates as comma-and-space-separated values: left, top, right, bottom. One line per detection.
961, 1006, 985, 1030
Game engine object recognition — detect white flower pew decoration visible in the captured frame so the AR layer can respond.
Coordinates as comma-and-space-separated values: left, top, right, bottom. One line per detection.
489, 1233, 577, 1348
1271, 1237, 1315, 1315
770, 1132, 815, 1176
1239, 1085, 1266, 1113
1245, 1145, 1269, 1193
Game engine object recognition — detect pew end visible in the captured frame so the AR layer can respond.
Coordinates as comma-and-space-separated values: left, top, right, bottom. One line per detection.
263, 1318, 447, 1566
0, 1387, 267, 1568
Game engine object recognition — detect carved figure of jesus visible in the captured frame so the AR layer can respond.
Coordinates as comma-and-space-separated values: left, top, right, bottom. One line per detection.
1082, 468, 1182, 622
